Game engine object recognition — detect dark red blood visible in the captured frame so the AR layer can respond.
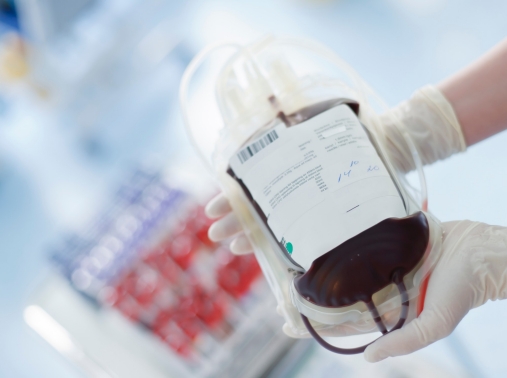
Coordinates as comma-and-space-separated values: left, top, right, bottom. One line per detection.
294, 212, 429, 308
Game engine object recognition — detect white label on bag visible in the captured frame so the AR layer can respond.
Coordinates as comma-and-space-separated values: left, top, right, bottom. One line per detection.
229, 104, 406, 270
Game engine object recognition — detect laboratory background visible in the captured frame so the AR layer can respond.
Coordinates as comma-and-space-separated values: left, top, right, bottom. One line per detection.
1, 0, 507, 377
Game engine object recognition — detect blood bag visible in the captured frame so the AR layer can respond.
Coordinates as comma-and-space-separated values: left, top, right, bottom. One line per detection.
180, 35, 443, 354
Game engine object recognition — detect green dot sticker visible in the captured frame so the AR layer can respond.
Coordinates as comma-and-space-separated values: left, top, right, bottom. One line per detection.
285, 242, 293, 254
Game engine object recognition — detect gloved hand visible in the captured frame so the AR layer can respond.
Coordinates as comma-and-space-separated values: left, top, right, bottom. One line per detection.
206, 85, 467, 253
364, 220, 507, 362
205, 85, 475, 352
381, 85, 467, 172
206, 193, 254, 255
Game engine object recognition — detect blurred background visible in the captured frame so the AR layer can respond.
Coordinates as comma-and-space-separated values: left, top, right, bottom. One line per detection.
1, 0, 507, 377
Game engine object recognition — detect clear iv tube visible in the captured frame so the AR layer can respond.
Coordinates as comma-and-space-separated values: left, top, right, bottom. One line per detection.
180, 36, 432, 333
271, 36, 428, 210
301, 270, 409, 355
179, 42, 242, 174
180, 37, 428, 210
280, 38, 433, 316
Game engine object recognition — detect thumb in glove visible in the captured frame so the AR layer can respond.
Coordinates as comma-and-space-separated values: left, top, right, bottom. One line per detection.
365, 220, 507, 362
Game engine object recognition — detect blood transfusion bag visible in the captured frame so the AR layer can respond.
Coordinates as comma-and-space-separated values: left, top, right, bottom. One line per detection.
180, 36, 443, 354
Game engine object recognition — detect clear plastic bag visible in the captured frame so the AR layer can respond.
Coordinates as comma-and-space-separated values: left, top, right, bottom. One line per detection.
180, 35, 443, 349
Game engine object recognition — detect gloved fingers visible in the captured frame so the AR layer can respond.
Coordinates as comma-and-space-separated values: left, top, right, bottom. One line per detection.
364, 274, 469, 362
364, 307, 448, 362
363, 219, 507, 363
208, 212, 244, 242
205, 193, 232, 219
229, 235, 254, 255
283, 323, 310, 338
205, 193, 253, 254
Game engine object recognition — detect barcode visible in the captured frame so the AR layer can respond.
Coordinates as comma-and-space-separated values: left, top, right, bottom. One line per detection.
237, 130, 279, 164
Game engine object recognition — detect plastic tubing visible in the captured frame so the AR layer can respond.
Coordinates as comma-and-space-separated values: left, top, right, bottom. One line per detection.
301, 270, 409, 355
180, 37, 428, 210
273, 36, 428, 210
275, 36, 433, 315
179, 41, 242, 174
180, 36, 432, 318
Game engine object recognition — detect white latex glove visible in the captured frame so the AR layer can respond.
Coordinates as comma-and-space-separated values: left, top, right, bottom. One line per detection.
364, 220, 507, 362
206, 193, 254, 255
382, 85, 467, 172
206, 85, 466, 254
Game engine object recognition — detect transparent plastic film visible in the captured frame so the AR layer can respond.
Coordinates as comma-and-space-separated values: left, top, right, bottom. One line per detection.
180, 35, 443, 353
